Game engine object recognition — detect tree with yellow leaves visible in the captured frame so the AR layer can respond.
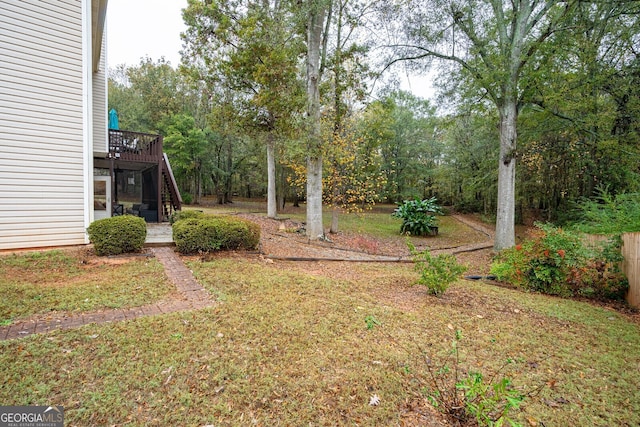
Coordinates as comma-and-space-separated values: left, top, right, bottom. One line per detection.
288, 115, 386, 234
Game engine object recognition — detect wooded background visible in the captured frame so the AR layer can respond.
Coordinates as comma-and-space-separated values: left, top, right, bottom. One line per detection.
108, 0, 640, 246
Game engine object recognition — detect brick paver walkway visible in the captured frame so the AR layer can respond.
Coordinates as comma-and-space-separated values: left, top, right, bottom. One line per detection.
0, 247, 214, 341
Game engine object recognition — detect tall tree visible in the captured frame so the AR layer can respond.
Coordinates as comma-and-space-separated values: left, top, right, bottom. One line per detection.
182, 0, 305, 217
320, 0, 379, 231
304, 0, 330, 239
127, 57, 186, 133
435, 111, 499, 214
324, 117, 387, 233
387, 0, 576, 249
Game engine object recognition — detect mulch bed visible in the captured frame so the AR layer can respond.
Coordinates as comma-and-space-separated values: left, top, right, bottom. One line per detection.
238, 213, 495, 275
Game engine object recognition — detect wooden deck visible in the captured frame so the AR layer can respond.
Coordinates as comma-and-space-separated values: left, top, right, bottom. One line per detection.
108, 129, 163, 162
106, 129, 182, 222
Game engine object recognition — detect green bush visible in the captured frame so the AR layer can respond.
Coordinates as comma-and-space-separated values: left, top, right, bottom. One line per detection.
181, 192, 194, 205
392, 197, 443, 236
570, 186, 640, 234
408, 241, 467, 296
491, 223, 627, 300
172, 215, 260, 254
87, 215, 147, 256
425, 330, 527, 426
169, 209, 205, 224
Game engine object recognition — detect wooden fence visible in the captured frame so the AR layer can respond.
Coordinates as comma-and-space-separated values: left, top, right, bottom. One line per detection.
621, 233, 640, 308
584, 233, 640, 308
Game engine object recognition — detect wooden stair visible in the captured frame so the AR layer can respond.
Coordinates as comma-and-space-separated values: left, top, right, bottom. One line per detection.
161, 153, 182, 219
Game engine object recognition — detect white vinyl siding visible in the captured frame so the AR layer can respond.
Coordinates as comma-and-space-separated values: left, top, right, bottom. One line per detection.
0, 0, 87, 250
93, 34, 107, 154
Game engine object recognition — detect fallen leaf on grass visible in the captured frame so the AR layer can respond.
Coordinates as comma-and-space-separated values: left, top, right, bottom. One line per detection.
164, 374, 173, 386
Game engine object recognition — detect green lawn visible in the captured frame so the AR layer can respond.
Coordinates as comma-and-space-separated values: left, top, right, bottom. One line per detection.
1, 254, 638, 426
0, 249, 174, 325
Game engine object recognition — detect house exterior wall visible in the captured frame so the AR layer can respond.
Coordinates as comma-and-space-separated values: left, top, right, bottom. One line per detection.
0, 0, 95, 250
92, 20, 108, 154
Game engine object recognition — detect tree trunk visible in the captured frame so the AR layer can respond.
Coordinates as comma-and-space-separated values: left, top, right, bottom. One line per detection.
307, 156, 324, 238
495, 101, 517, 251
225, 137, 233, 203
195, 169, 202, 204
305, 4, 327, 240
330, 205, 339, 234
267, 138, 277, 218
277, 165, 286, 211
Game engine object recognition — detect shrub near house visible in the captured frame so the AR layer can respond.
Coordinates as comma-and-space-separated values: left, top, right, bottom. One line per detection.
172, 214, 260, 254
87, 216, 147, 256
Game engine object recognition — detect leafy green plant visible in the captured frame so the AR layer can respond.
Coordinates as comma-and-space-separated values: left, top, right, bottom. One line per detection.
181, 192, 194, 205
457, 372, 525, 426
392, 197, 443, 236
87, 215, 147, 256
408, 241, 466, 296
421, 331, 528, 427
172, 215, 260, 254
364, 315, 381, 330
491, 223, 628, 299
570, 185, 640, 234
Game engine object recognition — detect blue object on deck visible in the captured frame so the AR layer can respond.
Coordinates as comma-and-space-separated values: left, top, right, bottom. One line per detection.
108, 108, 119, 130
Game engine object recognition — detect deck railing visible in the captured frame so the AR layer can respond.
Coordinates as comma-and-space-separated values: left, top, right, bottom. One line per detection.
108, 129, 163, 162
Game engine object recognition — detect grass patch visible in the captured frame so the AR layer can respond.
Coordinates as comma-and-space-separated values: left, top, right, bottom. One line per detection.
284, 205, 401, 238
286, 206, 487, 245
188, 200, 487, 248
0, 249, 174, 324
1, 255, 638, 426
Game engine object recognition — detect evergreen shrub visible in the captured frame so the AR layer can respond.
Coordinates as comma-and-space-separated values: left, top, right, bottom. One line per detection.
173, 215, 260, 254
169, 209, 205, 224
87, 215, 147, 256
181, 193, 194, 205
